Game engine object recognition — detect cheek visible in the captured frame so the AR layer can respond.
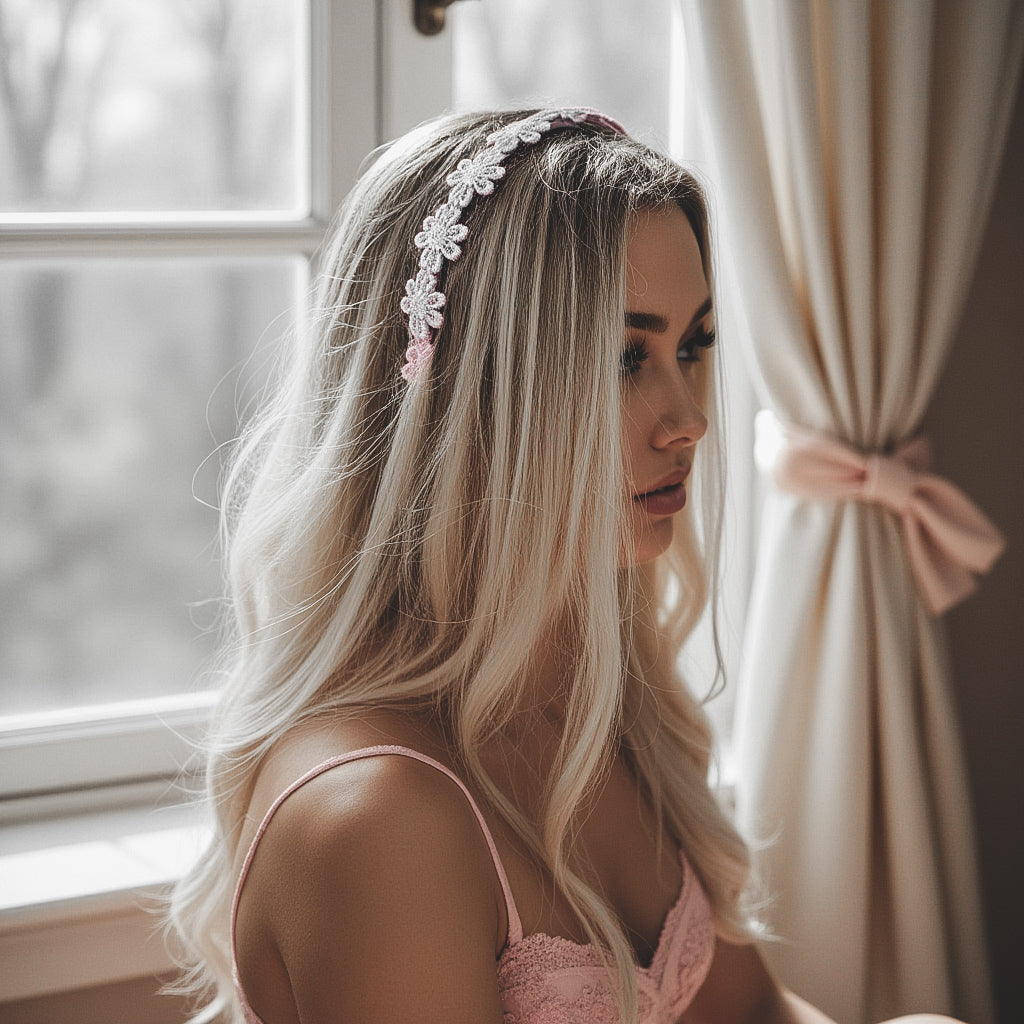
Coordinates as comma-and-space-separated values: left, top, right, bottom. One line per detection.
619, 392, 676, 564
621, 396, 647, 476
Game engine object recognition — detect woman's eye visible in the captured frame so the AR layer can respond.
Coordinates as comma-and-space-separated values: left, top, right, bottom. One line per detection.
620, 341, 649, 375
622, 328, 716, 374
678, 327, 716, 363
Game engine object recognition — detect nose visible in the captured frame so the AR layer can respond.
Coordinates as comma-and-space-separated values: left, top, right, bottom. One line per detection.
650, 372, 708, 450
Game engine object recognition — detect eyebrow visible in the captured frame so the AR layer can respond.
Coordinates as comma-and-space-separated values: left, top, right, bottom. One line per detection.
625, 295, 713, 334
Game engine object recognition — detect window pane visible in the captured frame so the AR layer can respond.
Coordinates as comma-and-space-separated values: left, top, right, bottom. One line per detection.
451, 0, 674, 150
0, 257, 302, 716
0, 0, 308, 214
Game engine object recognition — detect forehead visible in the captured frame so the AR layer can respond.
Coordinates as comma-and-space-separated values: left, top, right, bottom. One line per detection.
625, 205, 708, 313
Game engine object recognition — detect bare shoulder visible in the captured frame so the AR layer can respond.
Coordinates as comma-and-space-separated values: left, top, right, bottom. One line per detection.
236, 732, 506, 1024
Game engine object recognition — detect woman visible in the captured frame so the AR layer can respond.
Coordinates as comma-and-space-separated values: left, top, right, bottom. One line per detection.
170, 109, 949, 1024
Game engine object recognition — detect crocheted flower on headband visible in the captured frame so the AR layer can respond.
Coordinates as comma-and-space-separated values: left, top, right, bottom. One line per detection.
414, 208, 469, 275
399, 108, 625, 383
400, 269, 446, 342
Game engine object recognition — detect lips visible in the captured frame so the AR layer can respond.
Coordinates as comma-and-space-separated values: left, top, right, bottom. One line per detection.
633, 468, 689, 516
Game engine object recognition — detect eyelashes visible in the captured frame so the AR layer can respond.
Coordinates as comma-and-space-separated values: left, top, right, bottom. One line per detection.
688, 326, 717, 356
620, 326, 716, 376
620, 342, 649, 375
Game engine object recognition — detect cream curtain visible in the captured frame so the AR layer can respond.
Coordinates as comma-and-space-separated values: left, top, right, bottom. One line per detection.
678, 2, 1023, 1022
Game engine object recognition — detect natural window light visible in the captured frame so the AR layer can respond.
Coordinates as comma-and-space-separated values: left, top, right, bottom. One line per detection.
0, 0, 749, 1005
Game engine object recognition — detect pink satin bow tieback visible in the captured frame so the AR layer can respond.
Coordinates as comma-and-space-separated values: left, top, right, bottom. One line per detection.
754, 410, 1006, 615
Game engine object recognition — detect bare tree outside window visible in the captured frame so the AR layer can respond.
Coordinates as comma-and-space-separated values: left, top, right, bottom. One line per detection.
0, 0, 306, 716
0, 0, 303, 213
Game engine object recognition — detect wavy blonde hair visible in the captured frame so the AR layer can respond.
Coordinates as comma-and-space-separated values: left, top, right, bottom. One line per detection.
169, 109, 752, 1023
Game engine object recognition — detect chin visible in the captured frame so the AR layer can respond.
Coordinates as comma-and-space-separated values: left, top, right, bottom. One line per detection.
626, 518, 674, 565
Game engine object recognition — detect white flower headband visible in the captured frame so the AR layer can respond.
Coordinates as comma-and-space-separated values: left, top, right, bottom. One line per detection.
399, 107, 625, 382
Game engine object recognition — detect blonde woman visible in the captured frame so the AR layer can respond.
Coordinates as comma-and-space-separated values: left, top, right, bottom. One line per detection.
170, 109, 956, 1024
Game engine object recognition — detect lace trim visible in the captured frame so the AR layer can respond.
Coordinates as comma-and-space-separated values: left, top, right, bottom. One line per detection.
496, 857, 715, 1023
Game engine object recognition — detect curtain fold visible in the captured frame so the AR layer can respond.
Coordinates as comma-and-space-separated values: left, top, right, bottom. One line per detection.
679, 2, 1024, 1021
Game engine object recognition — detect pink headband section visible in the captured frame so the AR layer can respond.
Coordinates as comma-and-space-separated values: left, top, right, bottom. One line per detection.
399, 108, 626, 382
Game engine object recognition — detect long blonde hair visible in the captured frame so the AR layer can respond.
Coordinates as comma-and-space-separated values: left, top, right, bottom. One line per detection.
169, 109, 751, 1023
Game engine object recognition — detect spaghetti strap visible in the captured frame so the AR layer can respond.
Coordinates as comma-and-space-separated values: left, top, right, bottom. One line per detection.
230, 744, 524, 957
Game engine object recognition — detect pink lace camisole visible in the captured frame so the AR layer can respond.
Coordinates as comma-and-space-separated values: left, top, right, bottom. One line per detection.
231, 745, 716, 1024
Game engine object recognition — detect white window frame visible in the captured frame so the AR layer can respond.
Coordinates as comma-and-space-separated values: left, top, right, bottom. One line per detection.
0, 3, 458, 1005
0, 0, 454, 816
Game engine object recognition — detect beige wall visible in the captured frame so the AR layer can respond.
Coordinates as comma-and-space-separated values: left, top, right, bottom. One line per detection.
925, 73, 1024, 1024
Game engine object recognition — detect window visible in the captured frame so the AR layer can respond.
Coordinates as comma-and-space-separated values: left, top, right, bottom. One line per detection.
0, 6, 442, 1001
0, 0, 380, 804
0, 0, 750, 810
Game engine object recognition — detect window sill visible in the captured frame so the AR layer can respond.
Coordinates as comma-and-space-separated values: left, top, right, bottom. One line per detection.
0, 795, 208, 1002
